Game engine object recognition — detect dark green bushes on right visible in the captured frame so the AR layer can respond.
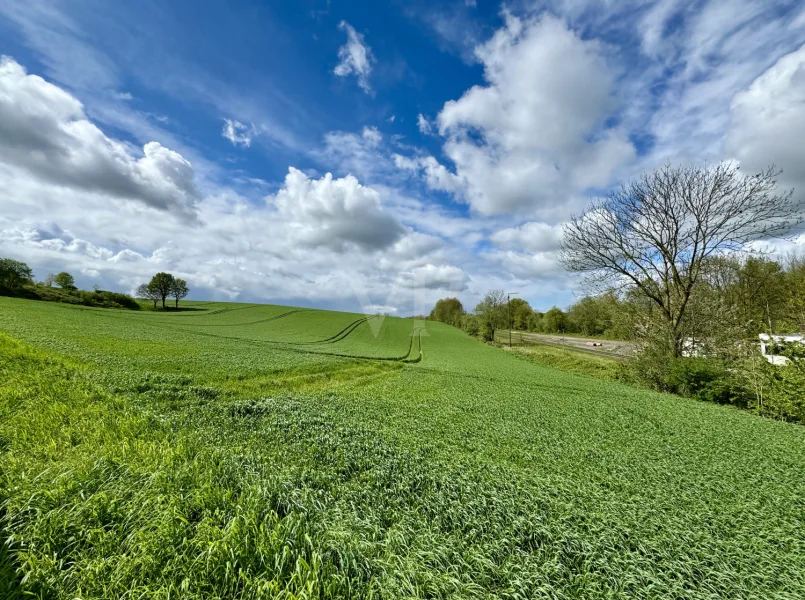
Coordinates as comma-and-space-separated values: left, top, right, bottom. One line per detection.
664, 358, 748, 406
619, 353, 751, 408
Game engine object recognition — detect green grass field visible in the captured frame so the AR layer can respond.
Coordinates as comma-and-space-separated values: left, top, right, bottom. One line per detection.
1, 296, 804, 599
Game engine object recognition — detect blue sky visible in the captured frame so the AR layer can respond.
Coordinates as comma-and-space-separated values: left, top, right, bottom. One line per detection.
1, 0, 804, 315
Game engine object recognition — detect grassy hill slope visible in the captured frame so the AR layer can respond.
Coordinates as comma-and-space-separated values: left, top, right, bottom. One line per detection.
1, 296, 804, 599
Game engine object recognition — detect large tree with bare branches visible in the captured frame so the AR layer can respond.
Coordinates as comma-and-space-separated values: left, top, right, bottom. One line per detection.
560, 163, 801, 356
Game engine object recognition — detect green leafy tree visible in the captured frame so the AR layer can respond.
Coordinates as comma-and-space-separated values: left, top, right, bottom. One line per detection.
54, 272, 76, 290
170, 278, 189, 308
474, 289, 506, 341
529, 311, 544, 332
429, 297, 465, 327
568, 292, 622, 337
783, 254, 805, 332
0, 258, 33, 289
148, 272, 175, 309
542, 307, 569, 334
747, 342, 805, 422
509, 299, 534, 331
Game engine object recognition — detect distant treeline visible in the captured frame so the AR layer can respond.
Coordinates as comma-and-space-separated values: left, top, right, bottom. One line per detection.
429, 254, 805, 341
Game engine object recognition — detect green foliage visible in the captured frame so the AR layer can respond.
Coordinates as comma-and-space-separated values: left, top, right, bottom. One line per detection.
541, 306, 569, 333
428, 297, 464, 327
474, 289, 507, 341
459, 313, 479, 337
785, 255, 805, 330
0, 257, 33, 289
619, 352, 751, 408
2, 297, 805, 598
138, 273, 190, 309
663, 358, 748, 406
149, 272, 175, 309
567, 292, 625, 337
53, 271, 76, 289
170, 277, 189, 308
747, 342, 805, 422
137, 282, 161, 308
509, 298, 535, 330
0, 280, 139, 310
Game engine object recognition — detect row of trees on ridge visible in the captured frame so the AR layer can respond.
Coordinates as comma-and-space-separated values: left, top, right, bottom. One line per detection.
137, 273, 189, 309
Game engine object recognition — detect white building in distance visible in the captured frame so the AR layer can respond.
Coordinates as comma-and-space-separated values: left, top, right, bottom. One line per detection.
758, 333, 805, 366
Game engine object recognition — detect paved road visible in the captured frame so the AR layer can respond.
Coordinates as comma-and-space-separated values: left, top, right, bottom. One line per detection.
498, 331, 638, 359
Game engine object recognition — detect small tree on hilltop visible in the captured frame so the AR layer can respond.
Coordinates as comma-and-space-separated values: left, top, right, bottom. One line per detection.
561, 163, 802, 357
148, 272, 175, 309
43, 273, 55, 287
53, 272, 76, 290
170, 278, 189, 308
429, 297, 464, 327
137, 283, 161, 309
0, 258, 33, 289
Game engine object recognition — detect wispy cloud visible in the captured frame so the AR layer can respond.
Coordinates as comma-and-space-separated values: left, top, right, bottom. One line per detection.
417, 113, 432, 135
333, 20, 375, 93
222, 119, 254, 147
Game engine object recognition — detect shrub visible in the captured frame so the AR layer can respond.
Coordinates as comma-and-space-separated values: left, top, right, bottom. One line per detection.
746, 343, 805, 422
460, 314, 479, 338
1, 283, 140, 310
664, 358, 747, 406
620, 352, 750, 407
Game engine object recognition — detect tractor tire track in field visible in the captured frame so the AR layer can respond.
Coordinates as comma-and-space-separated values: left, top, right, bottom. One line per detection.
294, 316, 375, 345
177, 309, 306, 328
165, 304, 264, 317
402, 328, 424, 363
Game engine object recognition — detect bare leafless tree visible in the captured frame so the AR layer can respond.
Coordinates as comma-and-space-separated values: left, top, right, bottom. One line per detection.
560, 163, 801, 356
137, 283, 161, 309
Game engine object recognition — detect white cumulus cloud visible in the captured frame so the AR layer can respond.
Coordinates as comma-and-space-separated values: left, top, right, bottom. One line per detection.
726, 44, 805, 199
433, 14, 634, 216
490, 222, 563, 254
0, 56, 200, 219
396, 263, 469, 291
270, 167, 405, 252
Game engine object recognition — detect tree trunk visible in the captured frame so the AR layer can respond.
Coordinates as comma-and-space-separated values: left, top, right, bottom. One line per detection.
152, 299, 157, 309
175, 298, 179, 308
161, 297, 166, 309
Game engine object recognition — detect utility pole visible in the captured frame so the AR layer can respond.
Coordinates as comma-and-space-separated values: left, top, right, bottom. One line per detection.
507, 292, 518, 347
